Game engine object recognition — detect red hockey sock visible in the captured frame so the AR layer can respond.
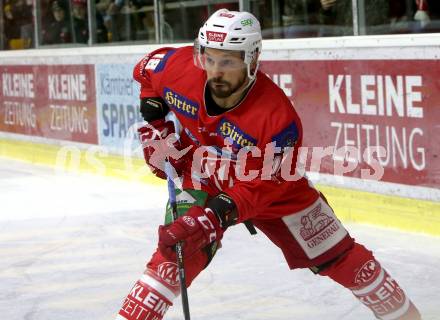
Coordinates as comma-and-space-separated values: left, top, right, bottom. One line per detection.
116, 248, 210, 320
146, 248, 210, 289
320, 243, 421, 320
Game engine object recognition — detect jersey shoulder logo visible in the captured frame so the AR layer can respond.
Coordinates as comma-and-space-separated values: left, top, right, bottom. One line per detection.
140, 49, 176, 76
272, 122, 299, 149
142, 53, 165, 72
163, 87, 199, 119
154, 49, 176, 73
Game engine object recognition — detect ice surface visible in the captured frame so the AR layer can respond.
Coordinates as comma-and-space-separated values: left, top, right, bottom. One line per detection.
0, 158, 439, 320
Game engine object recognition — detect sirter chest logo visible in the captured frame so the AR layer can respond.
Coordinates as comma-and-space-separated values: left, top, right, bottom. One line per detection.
163, 87, 199, 119
217, 118, 257, 151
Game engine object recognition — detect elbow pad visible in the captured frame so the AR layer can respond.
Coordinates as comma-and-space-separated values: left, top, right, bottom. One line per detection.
140, 97, 169, 122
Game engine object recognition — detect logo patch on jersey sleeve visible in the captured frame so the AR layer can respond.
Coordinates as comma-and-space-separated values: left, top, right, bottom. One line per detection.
154, 50, 176, 73
163, 87, 199, 119
142, 53, 165, 73
217, 118, 257, 151
272, 122, 299, 149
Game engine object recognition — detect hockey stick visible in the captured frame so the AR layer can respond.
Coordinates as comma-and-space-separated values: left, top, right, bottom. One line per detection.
164, 161, 191, 320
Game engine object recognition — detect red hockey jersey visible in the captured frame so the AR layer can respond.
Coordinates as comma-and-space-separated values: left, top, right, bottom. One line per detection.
133, 46, 319, 223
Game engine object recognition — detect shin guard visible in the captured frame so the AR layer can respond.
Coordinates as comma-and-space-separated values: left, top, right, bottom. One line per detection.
320, 243, 421, 320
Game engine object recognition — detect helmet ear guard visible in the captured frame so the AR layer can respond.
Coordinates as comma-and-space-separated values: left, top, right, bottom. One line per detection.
194, 9, 262, 81
247, 46, 260, 79
193, 38, 203, 69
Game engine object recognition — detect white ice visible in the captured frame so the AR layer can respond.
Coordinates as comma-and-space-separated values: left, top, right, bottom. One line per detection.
0, 158, 439, 320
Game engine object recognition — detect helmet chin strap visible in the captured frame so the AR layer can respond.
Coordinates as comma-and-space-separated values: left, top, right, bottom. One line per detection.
235, 63, 258, 96
247, 60, 259, 82
228, 59, 258, 98
235, 75, 255, 96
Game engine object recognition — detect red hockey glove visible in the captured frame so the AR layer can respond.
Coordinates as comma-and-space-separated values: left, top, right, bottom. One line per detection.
138, 119, 187, 179
158, 206, 224, 260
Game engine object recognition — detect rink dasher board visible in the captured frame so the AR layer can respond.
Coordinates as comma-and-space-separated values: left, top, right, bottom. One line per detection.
0, 136, 439, 236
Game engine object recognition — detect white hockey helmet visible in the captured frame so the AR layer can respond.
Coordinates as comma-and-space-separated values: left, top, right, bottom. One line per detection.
194, 9, 262, 81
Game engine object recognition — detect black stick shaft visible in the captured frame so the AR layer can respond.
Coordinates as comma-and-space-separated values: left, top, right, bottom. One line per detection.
165, 161, 191, 320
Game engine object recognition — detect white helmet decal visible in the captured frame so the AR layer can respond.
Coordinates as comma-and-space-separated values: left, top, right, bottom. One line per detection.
194, 9, 262, 81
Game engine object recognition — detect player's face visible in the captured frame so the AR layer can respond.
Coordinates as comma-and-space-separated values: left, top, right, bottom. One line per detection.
204, 48, 248, 99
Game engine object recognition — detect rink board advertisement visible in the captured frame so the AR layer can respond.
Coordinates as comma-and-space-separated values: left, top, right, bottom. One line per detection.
95, 64, 143, 150
0, 50, 439, 191
261, 60, 440, 189
0, 64, 98, 144
0, 65, 38, 136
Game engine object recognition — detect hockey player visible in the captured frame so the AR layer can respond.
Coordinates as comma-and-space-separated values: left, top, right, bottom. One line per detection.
115, 9, 422, 320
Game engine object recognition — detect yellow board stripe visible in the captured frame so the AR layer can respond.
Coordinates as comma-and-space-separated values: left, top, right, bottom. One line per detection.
318, 185, 440, 236
1, 138, 439, 236
0, 138, 164, 185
